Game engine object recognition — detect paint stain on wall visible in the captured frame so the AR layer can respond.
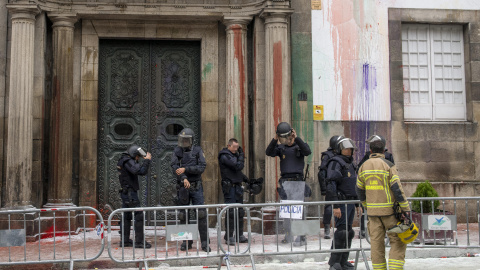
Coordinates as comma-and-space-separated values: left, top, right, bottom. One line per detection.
233, 27, 246, 148
202, 63, 213, 81
273, 41, 283, 128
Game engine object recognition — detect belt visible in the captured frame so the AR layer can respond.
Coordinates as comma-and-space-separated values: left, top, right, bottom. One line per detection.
188, 180, 202, 190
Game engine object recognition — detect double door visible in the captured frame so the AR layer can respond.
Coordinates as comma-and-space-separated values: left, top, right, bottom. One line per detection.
97, 39, 201, 217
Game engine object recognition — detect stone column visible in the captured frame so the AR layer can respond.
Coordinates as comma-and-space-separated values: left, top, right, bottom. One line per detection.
4, 4, 39, 209
223, 16, 251, 175
45, 13, 77, 207
261, 8, 293, 202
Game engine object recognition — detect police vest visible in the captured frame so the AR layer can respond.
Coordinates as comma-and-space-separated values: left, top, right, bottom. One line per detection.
327, 156, 357, 198
278, 144, 305, 176
117, 155, 140, 190
218, 149, 244, 184
174, 146, 202, 182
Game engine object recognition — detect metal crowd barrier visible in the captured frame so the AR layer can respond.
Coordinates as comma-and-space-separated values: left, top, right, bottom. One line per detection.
0, 206, 105, 270
218, 200, 371, 270
106, 204, 229, 270
364, 197, 480, 249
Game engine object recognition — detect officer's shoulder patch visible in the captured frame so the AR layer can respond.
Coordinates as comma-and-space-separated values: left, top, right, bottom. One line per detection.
380, 157, 394, 168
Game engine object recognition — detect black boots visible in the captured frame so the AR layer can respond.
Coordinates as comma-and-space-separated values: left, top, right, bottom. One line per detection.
324, 224, 331, 239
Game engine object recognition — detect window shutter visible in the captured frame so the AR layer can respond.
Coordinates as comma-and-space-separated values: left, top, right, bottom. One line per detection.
430, 25, 466, 121
402, 25, 433, 121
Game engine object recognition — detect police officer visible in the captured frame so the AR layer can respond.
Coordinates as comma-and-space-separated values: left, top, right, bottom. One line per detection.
170, 128, 210, 252
356, 140, 410, 270
218, 138, 248, 245
325, 138, 362, 270
357, 135, 395, 237
117, 145, 152, 248
266, 122, 311, 246
318, 135, 344, 239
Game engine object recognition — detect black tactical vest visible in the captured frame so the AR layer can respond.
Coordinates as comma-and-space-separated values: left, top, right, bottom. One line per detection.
278, 144, 305, 176
328, 156, 357, 198
174, 146, 202, 182
218, 148, 244, 184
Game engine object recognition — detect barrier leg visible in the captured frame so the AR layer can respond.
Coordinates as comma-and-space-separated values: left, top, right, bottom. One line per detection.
354, 251, 359, 270
217, 256, 223, 270
361, 250, 371, 270
223, 252, 232, 270
70, 260, 74, 270
250, 254, 256, 270
138, 261, 148, 270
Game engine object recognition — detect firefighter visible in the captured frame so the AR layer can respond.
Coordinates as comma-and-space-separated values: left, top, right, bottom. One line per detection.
356, 140, 410, 270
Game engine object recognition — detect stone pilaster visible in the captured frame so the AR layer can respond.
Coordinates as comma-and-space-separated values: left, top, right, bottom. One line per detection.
261, 7, 293, 202
223, 16, 251, 175
4, 4, 39, 209
45, 13, 77, 207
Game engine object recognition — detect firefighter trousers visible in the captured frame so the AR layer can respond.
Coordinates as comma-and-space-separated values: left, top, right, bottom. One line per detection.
368, 215, 406, 270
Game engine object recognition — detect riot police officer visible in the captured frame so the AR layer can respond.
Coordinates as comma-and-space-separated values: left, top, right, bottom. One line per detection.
266, 122, 311, 246
170, 128, 210, 252
325, 138, 362, 270
357, 134, 395, 237
218, 138, 248, 245
318, 135, 344, 239
117, 145, 152, 248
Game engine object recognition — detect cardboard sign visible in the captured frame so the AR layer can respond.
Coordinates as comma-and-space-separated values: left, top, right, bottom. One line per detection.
279, 200, 304, 219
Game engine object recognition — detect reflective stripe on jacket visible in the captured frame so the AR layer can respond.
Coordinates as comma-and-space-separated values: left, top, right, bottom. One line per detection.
356, 153, 410, 216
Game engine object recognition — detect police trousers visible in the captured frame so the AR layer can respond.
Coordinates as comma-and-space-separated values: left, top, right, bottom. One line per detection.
222, 183, 244, 239
368, 215, 407, 270
120, 189, 144, 243
177, 183, 208, 244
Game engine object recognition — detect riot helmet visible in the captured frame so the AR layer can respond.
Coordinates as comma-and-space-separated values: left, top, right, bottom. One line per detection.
276, 122, 293, 145
366, 134, 386, 145
127, 145, 147, 158
335, 138, 356, 156
247, 177, 264, 195
329, 135, 345, 151
177, 128, 194, 148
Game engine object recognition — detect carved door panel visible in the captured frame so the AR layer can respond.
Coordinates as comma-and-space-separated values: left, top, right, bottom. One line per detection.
98, 40, 201, 219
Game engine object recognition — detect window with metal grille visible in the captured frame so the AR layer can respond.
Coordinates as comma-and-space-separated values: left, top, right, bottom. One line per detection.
402, 24, 466, 121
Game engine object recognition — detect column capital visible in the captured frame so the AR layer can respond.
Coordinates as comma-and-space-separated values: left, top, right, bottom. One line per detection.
48, 13, 78, 28
6, 4, 40, 21
259, 7, 294, 24
223, 16, 252, 30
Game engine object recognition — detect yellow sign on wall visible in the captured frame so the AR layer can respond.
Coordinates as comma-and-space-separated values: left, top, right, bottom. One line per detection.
312, 0, 322, 10
313, 105, 324, 121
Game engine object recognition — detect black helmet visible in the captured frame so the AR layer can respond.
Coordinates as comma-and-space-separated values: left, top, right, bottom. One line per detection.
248, 177, 264, 195
329, 135, 345, 150
127, 145, 147, 158
178, 128, 195, 148
335, 138, 356, 155
276, 122, 293, 145
366, 135, 386, 145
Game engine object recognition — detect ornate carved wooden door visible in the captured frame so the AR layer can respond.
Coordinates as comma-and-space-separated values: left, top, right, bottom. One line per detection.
98, 40, 201, 218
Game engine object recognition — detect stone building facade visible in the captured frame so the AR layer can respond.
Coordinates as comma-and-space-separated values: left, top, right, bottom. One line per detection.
0, 0, 479, 223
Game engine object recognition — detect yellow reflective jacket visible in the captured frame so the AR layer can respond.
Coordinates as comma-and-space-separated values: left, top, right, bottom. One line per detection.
356, 153, 410, 216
